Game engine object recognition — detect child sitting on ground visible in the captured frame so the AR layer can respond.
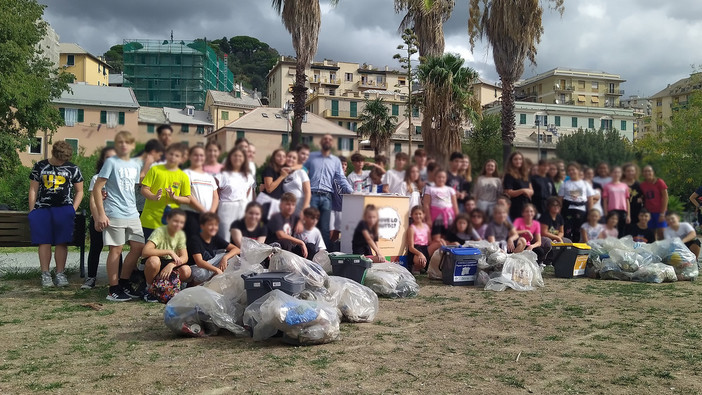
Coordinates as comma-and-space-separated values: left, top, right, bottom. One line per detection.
352, 204, 384, 262
513, 203, 548, 263
540, 196, 567, 244
663, 212, 701, 258
266, 193, 307, 257
230, 202, 268, 247
294, 207, 327, 260
444, 213, 481, 245
599, 212, 619, 239
141, 209, 191, 302
187, 213, 240, 284
407, 206, 431, 273
470, 209, 488, 240
580, 209, 605, 243
626, 209, 656, 244
485, 205, 525, 253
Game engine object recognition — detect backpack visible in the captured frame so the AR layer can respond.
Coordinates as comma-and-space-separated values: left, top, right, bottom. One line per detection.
147, 268, 182, 303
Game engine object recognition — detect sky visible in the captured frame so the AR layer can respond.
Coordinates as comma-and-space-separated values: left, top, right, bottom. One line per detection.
42, 0, 702, 97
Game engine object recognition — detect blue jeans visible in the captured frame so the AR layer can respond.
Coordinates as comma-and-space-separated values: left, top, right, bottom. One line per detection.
310, 192, 332, 250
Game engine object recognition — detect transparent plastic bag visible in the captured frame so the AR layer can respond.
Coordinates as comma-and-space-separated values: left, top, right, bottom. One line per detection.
632, 263, 678, 283
313, 250, 334, 274
475, 270, 490, 288
427, 249, 443, 280
364, 262, 419, 298
327, 276, 379, 323
204, 255, 265, 307
609, 249, 642, 273
240, 238, 329, 289
242, 290, 340, 345
464, 240, 501, 257
164, 287, 247, 337
587, 239, 609, 259
657, 238, 699, 280
484, 250, 543, 292
487, 250, 508, 268
599, 258, 634, 281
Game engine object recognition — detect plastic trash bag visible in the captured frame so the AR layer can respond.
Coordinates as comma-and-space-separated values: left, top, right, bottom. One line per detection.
599, 258, 634, 281
657, 238, 699, 280
204, 255, 265, 307
631, 263, 678, 283
364, 262, 419, 298
313, 250, 334, 274
164, 287, 247, 337
298, 287, 337, 305
475, 270, 490, 288
464, 240, 501, 257
243, 290, 340, 345
240, 238, 329, 289
587, 239, 608, 259
327, 276, 379, 323
609, 249, 642, 273
487, 250, 508, 268
484, 250, 543, 292
427, 249, 443, 280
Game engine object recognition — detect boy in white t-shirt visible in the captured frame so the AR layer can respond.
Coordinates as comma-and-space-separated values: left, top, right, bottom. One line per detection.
382, 152, 408, 194
295, 207, 327, 259
664, 212, 700, 258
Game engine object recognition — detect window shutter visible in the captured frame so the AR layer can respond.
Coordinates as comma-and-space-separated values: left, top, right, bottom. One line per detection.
59, 108, 65, 121
350, 138, 354, 151
554, 116, 560, 127
100, 111, 107, 124
77, 109, 84, 123
621, 120, 626, 131
337, 137, 342, 150
118, 112, 125, 125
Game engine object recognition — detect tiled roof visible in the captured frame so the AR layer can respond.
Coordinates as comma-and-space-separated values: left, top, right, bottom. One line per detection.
207, 89, 261, 108
163, 107, 213, 126
218, 107, 355, 136
59, 43, 110, 67
54, 83, 139, 108
138, 107, 167, 124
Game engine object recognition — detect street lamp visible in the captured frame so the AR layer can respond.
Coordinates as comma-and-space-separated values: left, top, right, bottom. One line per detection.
534, 111, 547, 160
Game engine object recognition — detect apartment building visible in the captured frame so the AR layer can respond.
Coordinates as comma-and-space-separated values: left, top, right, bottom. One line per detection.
38, 22, 60, 67
137, 106, 214, 148
516, 67, 626, 108
648, 72, 702, 135
205, 87, 262, 131
59, 43, 110, 86
473, 78, 503, 108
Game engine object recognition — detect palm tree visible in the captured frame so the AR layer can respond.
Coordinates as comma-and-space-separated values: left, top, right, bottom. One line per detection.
271, 0, 338, 149
417, 53, 478, 165
394, 0, 454, 58
467, 0, 564, 165
357, 98, 398, 156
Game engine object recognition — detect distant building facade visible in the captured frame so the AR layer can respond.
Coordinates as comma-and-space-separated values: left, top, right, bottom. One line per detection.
38, 22, 60, 67
516, 67, 626, 108
59, 43, 110, 86
647, 72, 702, 136
205, 86, 262, 131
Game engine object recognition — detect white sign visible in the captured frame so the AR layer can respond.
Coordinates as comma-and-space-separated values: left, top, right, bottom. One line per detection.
377, 206, 401, 240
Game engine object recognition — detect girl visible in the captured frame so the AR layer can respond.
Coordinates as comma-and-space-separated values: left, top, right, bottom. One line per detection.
485, 205, 525, 253
584, 167, 604, 222
282, 150, 311, 217
425, 161, 440, 187
445, 213, 480, 245
664, 212, 701, 259
602, 166, 630, 236
399, 165, 421, 210
474, 159, 502, 216
406, 206, 431, 273
540, 196, 567, 244
593, 162, 612, 186
503, 152, 533, 221
513, 204, 548, 263
230, 202, 268, 247
256, 148, 289, 219
215, 148, 254, 241
457, 156, 473, 210
183, 146, 219, 238
84, 147, 118, 289
640, 165, 669, 241
622, 163, 644, 226
580, 209, 604, 243
470, 209, 488, 240
352, 205, 384, 262
559, 162, 595, 243
203, 141, 223, 174
423, 169, 458, 229
599, 212, 619, 239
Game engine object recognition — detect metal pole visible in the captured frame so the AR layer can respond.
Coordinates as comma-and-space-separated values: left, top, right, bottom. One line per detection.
536, 119, 541, 160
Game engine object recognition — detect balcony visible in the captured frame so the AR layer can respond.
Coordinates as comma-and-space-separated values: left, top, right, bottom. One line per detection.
322, 109, 357, 119
357, 80, 387, 90
605, 89, 624, 96
553, 84, 575, 92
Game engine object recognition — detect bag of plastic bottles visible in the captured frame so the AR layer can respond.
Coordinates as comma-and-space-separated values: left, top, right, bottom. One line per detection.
364, 262, 419, 298
484, 250, 543, 292
327, 276, 378, 323
631, 262, 678, 283
164, 287, 247, 337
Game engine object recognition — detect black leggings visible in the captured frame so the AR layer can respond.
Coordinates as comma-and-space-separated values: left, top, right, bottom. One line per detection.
610, 209, 627, 236
88, 217, 122, 278
562, 202, 586, 243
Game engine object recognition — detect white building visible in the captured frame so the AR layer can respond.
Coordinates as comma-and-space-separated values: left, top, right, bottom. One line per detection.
38, 22, 60, 67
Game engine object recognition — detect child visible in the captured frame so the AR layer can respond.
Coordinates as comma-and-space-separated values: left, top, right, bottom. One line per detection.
640, 165, 669, 240
352, 204, 384, 262
187, 213, 240, 284
495, 195, 512, 219
444, 213, 480, 245
369, 167, 384, 193
580, 209, 605, 243
140, 143, 191, 239
602, 166, 630, 236
458, 156, 473, 209
216, 147, 254, 241
203, 141, 223, 174
257, 149, 289, 220
282, 150, 311, 216
399, 165, 421, 210
348, 153, 371, 193
422, 169, 458, 230
92, 132, 146, 301
382, 152, 408, 194
540, 196, 566, 244
414, 148, 428, 182
464, 197, 477, 214
84, 146, 118, 289
626, 209, 656, 243
294, 207, 327, 259
266, 193, 307, 257
132, 139, 164, 214
530, 159, 557, 217
559, 162, 595, 243
470, 209, 488, 240
406, 206, 431, 273
141, 209, 191, 302
425, 161, 440, 187
502, 151, 533, 221
230, 202, 268, 247
28, 141, 84, 287
593, 162, 612, 186
485, 205, 525, 253
446, 152, 465, 193
664, 212, 701, 259
183, 145, 219, 238
474, 159, 502, 216
599, 212, 619, 239
513, 204, 548, 263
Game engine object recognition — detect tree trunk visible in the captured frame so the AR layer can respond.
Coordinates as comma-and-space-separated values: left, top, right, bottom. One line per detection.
290, 61, 308, 149
500, 78, 516, 166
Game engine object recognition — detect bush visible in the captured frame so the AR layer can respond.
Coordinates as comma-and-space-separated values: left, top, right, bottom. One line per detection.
0, 165, 31, 210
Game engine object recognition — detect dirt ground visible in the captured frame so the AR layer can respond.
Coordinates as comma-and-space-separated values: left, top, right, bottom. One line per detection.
1, 268, 702, 394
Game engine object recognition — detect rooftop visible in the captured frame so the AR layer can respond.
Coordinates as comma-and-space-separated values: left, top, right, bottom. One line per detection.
138, 106, 167, 124
54, 83, 139, 109
163, 106, 213, 126
216, 107, 356, 136
649, 72, 702, 99
517, 67, 625, 87
207, 88, 262, 109
59, 43, 110, 67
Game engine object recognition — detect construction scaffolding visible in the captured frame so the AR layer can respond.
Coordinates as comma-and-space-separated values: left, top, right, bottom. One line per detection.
123, 39, 233, 110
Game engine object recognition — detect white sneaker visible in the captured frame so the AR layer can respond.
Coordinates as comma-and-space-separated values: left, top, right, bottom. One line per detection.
41, 271, 54, 288
55, 272, 69, 287
80, 277, 96, 289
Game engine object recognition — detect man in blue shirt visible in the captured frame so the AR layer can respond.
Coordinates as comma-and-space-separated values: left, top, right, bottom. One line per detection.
305, 134, 352, 249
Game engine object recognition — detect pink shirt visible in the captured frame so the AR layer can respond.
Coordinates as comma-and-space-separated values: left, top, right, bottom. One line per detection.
513, 218, 541, 245
411, 223, 430, 246
203, 163, 224, 175
602, 182, 630, 212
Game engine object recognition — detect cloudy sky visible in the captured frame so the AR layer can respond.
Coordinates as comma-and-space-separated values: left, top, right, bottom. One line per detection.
42, 0, 702, 97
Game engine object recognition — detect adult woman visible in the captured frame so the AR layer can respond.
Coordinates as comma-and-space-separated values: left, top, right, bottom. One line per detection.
622, 163, 645, 224
502, 152, 533, 221
215, 148, 254, 241
458, 156, 473, 211
474, 159, 502, 216
256, 148, 289, 220
559, 162, 595, 242
282, 150, 310, 216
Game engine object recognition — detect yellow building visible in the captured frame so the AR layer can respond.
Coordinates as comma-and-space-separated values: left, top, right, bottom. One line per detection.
59, 43, 110, 86
205, 87, 262, 131
516, 67, 625, 108
473, 78, 502, 108
648, 72, 702, 135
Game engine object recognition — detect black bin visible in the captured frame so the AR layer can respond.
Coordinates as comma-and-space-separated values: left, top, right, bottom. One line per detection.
330, 254, 372, 284
242, 272, 305, 305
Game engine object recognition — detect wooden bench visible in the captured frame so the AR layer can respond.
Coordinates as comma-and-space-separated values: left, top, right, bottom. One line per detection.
0, 210, 87, 277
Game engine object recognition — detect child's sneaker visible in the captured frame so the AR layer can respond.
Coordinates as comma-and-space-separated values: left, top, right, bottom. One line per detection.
41, 271, 54, 288
80, 277, 96, 289
55, 272, 69, 287
143, 293, 159, 303
106, 289, 132, 302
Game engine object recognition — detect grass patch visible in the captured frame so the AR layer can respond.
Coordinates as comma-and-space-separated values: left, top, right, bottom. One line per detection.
309, 355, 331, 369
417, 294, 461, 303
496, 374, 525, 389
26, 381, 64, 391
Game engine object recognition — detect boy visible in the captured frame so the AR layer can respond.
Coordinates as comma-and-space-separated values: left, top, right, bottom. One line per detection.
640, 165, 668, 240
446, 152, 465, 193
295, 207, 327, 259
296, 144, 310, 172
348, 153, 385, 193
133, 139, 165, 213
413, 148, 428, 182
464, 196, 477, 214
530, 159, 556, 217
626, 209, 656, 243
140, 144, 191, 239
141, 208, 191, 302
188, 213, 240, 284
382, 152, 408, 194
266, 193, 307, 257
28, 141, 84, 287
92, 131, 145, 301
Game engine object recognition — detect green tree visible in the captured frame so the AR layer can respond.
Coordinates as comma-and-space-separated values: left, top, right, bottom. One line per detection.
225, 36, 280, 94
463, 113, 502, 172
555, 128, 635, 168
358, 98, 398, 156
395, 0, 454, 58
393, 28, 419, 154
103, 44, 123, 73
638, 90, 702, 201
416, 53, 478, 165
467, 0, 564, 166
0, 0, 72, 172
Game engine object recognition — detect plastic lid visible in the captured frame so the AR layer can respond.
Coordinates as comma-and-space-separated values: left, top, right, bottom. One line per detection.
440, 246, 481, 255
552, 242, 591, 250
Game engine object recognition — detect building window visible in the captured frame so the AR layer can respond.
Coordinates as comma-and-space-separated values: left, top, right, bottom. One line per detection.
656, 100, 662, 107
554, 116, 561, 127
66, 55, 74, 66
331, 100, 339, 116
221, 111, 229, 121
588, 118, 595, 129
237, 130, 245, 139
578, 80, 585, 89
302, 136, 313, 144
392, 104, 399, 116
118, 112, 125, 125
65, 138, 78, 155
348, 122, 357, 132
398, 78, 406, 86
591, 82, 598, 90
329, 89, 336, 96
571, 117, 578, 127
519, 114, 527, 124
412, 107, 419, 118
376, 76, 384, 85
28, 137, 42, 154
535, 115, 548, 126
657, 125, 663, 132
345, 73, 353, 82
147, 124, 155, 133
394, 143, 401, 153
60, 108, 79, 126
415, 126, 422, 135
601, 119, 612, 130
181, 124, 189, 133
338, 137, 354, 151
100, 111, 122, 128
106, 140, 114, 147
621, 120, 627, 131
338, 121, 343, 126
350, 101, 358, 117
282, 133, 289, 147
181, 141, 189, 147
196, 125, 205, 135
98, 64, 101, 73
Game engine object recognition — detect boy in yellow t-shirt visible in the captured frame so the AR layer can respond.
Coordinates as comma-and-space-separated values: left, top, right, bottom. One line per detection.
140, 144, 191, 239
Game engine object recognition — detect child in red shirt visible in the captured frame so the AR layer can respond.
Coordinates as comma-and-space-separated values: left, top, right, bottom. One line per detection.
640, 165, 668, 240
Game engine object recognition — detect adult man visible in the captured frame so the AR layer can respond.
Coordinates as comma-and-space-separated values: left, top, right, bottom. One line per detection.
156, 125, 173, 160
305, 134, 352, 248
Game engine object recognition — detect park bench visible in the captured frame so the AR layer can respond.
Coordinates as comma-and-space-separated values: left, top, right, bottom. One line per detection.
0, 210, 87, 277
